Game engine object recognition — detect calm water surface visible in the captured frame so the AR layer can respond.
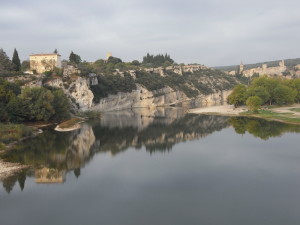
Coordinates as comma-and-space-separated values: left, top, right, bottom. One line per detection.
1, 108, 300, 225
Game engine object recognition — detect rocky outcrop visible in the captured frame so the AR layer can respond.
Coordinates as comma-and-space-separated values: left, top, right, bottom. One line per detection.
46, 76, 94, 112
8, 64, 234, 112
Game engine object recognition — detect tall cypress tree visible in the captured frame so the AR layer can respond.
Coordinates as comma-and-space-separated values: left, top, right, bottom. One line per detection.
12, 48, 21, 71
0, 48, 12, 72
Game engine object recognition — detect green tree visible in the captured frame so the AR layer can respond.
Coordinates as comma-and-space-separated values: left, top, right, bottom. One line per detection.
53, 49, 58, 54
227, 84, 247, 107
142, 53, 174, 67
0, 103, 9, 122
50, 89, 70, 122
285, 79, 300, 103
0, 79, 20, 104
273, 85, 296, 105
251, 76, 280, 105
6, 96, 29, 122
21, 60, 30, 71
12, 48, 21, 71
0, 48, 12, 72
245, 86, 270, 104
131, 60, 140, 66
20, 87, 55, 121
69, 51, 82, 65
107, 56, 122, 64
246, 96, 262, 112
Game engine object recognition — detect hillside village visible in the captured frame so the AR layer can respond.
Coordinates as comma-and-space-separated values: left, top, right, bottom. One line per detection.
226, 60, 300, 78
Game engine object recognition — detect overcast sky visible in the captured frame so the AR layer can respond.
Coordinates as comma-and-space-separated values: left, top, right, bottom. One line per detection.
1, 0, 300, 66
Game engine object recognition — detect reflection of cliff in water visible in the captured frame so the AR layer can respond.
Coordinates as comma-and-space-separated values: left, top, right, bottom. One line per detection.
92, 108, 229, 154
229, 117, 300, 140
98, 107, 186, 130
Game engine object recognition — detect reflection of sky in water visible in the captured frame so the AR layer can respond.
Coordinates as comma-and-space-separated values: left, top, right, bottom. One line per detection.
1, 108, 300, 225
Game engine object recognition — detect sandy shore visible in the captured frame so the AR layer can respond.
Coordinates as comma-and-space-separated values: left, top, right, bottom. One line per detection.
0, 159, 28, 180
188, 105, 248, 115
54, 123, 81, 132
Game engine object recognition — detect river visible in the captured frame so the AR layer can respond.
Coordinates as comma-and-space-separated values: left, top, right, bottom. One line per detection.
1, 107, 300, 225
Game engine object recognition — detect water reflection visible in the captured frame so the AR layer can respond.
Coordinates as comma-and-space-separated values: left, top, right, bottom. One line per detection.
2, 107, 300, 193
93, 110, 229, 154
1, 123, 99, 190
229, 117, 300, 140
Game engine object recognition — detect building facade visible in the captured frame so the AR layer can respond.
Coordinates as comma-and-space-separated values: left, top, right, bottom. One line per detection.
232, 60, 287, 77
29, 53, 61, 74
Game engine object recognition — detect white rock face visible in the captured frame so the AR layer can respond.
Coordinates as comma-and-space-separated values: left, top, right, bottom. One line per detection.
68, 77, 94, 111
193, 90, 232, 107
92, 85, 232, 112
28, 75, 231, 112
91, 85, 188, 112
46, 77, 94, 112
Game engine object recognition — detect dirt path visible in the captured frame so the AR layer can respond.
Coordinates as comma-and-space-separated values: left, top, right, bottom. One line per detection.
188, 105, 248, 115
271, 104, 300, 117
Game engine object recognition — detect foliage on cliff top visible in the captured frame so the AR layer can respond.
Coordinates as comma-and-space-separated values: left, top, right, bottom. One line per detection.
90, 73, 137, 103
142, 53, 174, 68
90, 68, 239, 102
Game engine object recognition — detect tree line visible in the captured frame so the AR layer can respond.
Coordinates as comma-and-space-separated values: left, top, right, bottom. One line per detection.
228, 76, 300, 111
0, 79, 70, 123
142, 53, 174, 68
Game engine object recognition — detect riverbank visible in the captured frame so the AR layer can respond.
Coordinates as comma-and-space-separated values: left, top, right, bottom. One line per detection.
55, 118, 84, 132
189, 105, 248, 115
189, 104, 300, 125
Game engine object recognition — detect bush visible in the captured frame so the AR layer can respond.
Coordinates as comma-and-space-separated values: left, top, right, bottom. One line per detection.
246, 96, 263, 112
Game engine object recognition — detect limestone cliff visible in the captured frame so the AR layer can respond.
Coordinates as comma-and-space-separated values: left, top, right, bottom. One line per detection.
91, 84, 231, 112
11, 65, 239, 112
45, 76, 93, 112
91, 85, 188, 111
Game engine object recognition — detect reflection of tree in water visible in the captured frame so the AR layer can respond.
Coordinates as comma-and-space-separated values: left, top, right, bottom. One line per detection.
2, 130, 73, 169
229, 117, 300, 140
1, 125, 97, 192
2, 170, 27, 193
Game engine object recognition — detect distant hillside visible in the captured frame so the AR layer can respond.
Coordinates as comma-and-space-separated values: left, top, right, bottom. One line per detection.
215, 58, 300, 72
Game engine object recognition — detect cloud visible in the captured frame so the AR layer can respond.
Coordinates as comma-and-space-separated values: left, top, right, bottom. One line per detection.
0, 0, 300, 66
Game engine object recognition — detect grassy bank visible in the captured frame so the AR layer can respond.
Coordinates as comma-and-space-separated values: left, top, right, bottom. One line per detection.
290, 108, 300, 112
241, 110, 300, 124
0, 123, 35, 150
57, 118, 83, 129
